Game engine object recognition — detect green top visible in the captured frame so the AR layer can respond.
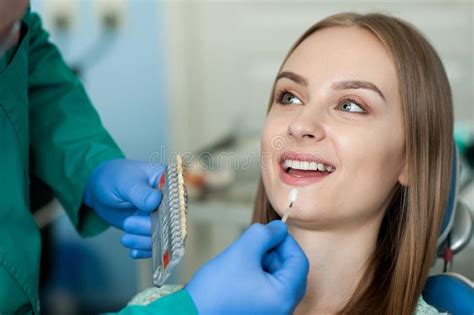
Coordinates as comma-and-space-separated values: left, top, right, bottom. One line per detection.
0, 44, 15, 73
115, 286, 198, 315
127, 285, 444, 315
0, 9, 124, 314
415, 297, 446, 315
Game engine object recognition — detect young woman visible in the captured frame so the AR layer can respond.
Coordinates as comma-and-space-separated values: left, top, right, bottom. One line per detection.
253, 12, 452, 314
128, 12, 452, 315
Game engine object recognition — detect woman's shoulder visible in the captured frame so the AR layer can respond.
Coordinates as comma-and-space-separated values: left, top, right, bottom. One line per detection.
128, 284, 184, 306
415, 295, 447, 315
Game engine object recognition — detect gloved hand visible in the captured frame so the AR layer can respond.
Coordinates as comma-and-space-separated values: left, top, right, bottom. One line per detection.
185, 220, 309, 315
84, 159, 165, 258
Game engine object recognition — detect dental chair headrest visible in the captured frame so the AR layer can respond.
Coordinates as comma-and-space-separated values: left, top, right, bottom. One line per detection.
423, 273, 474, 314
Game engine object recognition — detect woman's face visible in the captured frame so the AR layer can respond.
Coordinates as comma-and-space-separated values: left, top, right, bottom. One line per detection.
261, 26, 407, 231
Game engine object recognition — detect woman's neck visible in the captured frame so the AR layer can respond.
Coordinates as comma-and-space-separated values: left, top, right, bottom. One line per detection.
289, 213, 384, 315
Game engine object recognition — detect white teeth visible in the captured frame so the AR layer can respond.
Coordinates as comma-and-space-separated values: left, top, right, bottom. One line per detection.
283, 159, 335, 172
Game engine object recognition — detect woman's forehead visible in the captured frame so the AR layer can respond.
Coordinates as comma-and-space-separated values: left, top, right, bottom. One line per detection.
281, 26, 398, 96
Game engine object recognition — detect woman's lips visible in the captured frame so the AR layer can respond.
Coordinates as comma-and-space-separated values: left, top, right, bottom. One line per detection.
278, 162, 331, 186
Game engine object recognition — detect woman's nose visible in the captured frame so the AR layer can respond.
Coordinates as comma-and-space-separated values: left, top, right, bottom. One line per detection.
287, 107, 326, 142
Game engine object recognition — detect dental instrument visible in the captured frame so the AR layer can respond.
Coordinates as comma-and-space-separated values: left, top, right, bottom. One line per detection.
152, 154, 189, 287
282, 188, 298, 223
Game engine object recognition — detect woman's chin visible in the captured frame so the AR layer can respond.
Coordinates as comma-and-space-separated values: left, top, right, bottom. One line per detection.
280, 210, 343, 230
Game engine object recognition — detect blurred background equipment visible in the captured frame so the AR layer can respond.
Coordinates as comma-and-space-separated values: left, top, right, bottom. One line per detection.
30, 1, 473, 314
423, 144, 474, 314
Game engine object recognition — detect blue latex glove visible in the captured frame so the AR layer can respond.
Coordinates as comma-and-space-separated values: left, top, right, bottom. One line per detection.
84, 159, 165, 258
185, 220, 309, 315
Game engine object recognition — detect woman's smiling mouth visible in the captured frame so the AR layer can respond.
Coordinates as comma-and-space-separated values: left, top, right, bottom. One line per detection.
278, 151, 336, 186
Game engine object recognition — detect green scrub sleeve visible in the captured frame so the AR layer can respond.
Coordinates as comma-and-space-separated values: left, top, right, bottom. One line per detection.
25, 10, 125, 236
111, 289, 198, 315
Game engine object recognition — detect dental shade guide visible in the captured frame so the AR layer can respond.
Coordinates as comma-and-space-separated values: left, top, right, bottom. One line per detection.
151, 154, 189, 287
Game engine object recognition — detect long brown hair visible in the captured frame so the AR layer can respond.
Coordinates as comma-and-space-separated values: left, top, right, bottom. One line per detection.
252, 13, 453, 314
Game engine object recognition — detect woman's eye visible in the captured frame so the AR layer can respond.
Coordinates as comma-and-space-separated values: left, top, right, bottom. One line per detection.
277, 91, 303, 105
338, 99, 364, 113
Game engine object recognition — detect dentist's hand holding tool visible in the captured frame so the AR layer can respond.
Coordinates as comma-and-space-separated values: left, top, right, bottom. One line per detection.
185, 220, 309, 315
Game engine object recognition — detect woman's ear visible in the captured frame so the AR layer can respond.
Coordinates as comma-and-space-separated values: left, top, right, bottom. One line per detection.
398, 157, 408, 187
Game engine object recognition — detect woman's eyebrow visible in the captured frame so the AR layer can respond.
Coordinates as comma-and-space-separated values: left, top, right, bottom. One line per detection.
276, 72, 386, 101
276, 71, 308, 86
332, 80, 386, 101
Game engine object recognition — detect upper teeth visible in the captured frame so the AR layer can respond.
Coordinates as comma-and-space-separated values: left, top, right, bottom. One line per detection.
283, 159, 335, 173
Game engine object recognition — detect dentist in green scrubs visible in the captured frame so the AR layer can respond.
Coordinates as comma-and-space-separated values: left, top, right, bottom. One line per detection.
0, 1, 310, 314
0, 0, 170, 312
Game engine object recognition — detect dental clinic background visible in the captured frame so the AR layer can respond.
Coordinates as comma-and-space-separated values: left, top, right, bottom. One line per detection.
30, 0, 473, 313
